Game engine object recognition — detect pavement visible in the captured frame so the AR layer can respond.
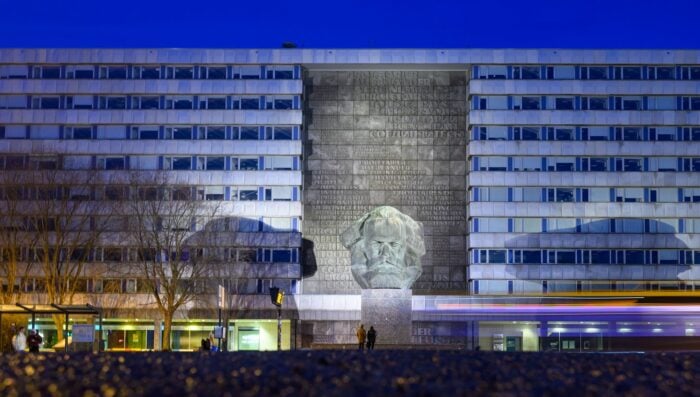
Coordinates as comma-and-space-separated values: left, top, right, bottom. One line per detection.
0, 350, 698, 396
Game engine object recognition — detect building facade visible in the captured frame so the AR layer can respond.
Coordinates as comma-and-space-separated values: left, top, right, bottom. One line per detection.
0, 49, 699, 351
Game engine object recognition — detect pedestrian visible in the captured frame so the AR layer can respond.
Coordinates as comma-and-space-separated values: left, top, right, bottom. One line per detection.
27, 330, 42, 353
367, 326, 377, 350
12, 326, 27, 352
209, 330, 217, 352
356, 324, 366, 351
201, 338, 211, 351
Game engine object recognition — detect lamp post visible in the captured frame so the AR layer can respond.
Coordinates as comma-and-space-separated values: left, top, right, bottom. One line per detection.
269, 287, 284, 351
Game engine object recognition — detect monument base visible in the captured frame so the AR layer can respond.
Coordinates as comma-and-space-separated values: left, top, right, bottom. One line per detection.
361, 289, 412, 346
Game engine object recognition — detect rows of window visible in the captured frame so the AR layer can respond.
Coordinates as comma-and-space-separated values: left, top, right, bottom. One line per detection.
0, 215, 300, 233
472, 187, 700, 203
473, 249, 700, 266
472, 217, 700, 233
472, 156, 700, 172
0, 184, 300, 202
474, 125, 700, 141
2, 276, 300, 295
0, 95, 300, 110
1, 246, 299, 264
472, 95, 700, 111
0, 125, 299, 141
474, 65, 700, 81
0, 154, 300, 172
0, 64, 299, 80
472, 279, 696, 295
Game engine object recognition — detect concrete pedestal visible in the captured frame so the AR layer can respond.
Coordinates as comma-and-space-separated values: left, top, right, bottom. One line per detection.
361, 289, 412, 346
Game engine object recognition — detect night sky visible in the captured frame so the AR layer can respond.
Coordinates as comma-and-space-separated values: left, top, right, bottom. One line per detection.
1, 0, 699, 48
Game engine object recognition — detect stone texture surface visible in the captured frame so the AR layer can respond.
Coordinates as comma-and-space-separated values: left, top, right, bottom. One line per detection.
361, 289, 413, 345
303, 70, 468, 294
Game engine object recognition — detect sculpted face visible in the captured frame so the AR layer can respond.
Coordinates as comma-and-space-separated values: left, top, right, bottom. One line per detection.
363, 218, 407, 286
341, 206, 425, 290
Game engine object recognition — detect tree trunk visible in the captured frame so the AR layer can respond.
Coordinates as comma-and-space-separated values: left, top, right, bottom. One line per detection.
162, 312, 173, 351
52, 314, 65, 343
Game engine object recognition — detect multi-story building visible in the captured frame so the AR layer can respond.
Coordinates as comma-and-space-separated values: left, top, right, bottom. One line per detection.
0, 49, 699, 351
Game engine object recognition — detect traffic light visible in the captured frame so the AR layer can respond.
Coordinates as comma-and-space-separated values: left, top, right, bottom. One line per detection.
269, 287, 284, 307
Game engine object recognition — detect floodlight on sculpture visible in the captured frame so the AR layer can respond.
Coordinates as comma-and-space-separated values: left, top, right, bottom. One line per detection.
340, 206, 426, 289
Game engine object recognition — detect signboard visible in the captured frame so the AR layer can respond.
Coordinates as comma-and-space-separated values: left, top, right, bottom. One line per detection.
218, 285, 225, 309
72, 324, 95, 343
214, 326, 226, 339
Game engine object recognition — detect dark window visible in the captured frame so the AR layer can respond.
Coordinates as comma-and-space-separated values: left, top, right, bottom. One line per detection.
274, 98, 293, 109
140, 97, 159, 109
174, 67, 193, 79
73, 127, 92, 139
519, 66, 540, 79
653, 67, 675, 80
41, 67, 60, 78
207, 98, 226, 110
241, 98, 260, 110
206, 157, 225, 170
556, 188, 574, 202
269, 127, 293, 140
623, 159, 642, 171
173, 98, 192, 109
105, 158, 125, 170
239, 190, 258, 201
172, 158, 191, 170
690, 67, 700, 80
172, 187, 191, 201
488, 250, 506, 263
139, 129, 158, 139
74, 69, 93, 79
557, 251, 575, 264
588, 67, 608, 80
555, 128, 574, 140
591, 250, 610, 264
240, 127, 259, 140
522, 250, 541, 264
104, 186, 126, 200
588, 97, 607, 110
140, 67, 160, 79
622, 67, 642, 80
555, 98, 574, 110
521, 127, 539, 140
625, 250, 644, 264
107, 67, 127, 79
622, 99, 641, 110
206, 127, 225, 139
5, 156, 24, 170
272, 250, 292, 262
107, 97, 126, 109
40, 97, 60, 109
692, 158, 700, 172
239, 159, 259, 170
207, 67, 227, 79
590, 158, 607, 171
172, 127, 192, 140
104, 248, 123, 262
693, 128, 700, 141
624, 128, 642, 141
521, 97, 540, 110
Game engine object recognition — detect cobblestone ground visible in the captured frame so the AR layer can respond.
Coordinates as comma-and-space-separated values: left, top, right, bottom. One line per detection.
0, 350, 698, 396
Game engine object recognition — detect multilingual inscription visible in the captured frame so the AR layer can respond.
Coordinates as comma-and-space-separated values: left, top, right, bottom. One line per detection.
303, 71, 468, 294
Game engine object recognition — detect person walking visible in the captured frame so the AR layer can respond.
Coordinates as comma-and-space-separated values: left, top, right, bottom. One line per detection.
366, 326, 377, 350
27, 330, 42, 353
12, 326, 27, 352
356, 324, 366, 351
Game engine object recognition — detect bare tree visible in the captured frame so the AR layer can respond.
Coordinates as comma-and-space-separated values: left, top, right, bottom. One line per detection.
25, 168, 111, 340
124, 172, 220, 350
0, 169, 34, 305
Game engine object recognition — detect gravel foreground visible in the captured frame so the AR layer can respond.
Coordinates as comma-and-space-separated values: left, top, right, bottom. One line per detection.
0, 350, 697, 397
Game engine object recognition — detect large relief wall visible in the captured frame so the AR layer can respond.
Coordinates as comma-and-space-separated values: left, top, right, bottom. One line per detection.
303, 70, 468, 294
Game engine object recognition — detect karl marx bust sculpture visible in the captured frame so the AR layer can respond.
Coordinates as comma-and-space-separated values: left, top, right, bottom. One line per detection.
340, 206, 426, 289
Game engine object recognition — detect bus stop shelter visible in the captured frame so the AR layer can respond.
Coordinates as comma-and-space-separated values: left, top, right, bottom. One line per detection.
0, 303, 103, 352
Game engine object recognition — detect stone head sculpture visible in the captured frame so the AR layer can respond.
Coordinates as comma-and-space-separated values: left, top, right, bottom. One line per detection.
340, 206, 425, 289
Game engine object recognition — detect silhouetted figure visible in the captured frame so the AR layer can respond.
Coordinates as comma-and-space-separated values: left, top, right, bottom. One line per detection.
366, 326, 377, 350
27, 330, 42, 353
356, 324, 366, 351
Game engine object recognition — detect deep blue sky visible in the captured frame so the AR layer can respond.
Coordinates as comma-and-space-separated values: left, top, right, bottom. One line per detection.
1, 0, 699, 48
